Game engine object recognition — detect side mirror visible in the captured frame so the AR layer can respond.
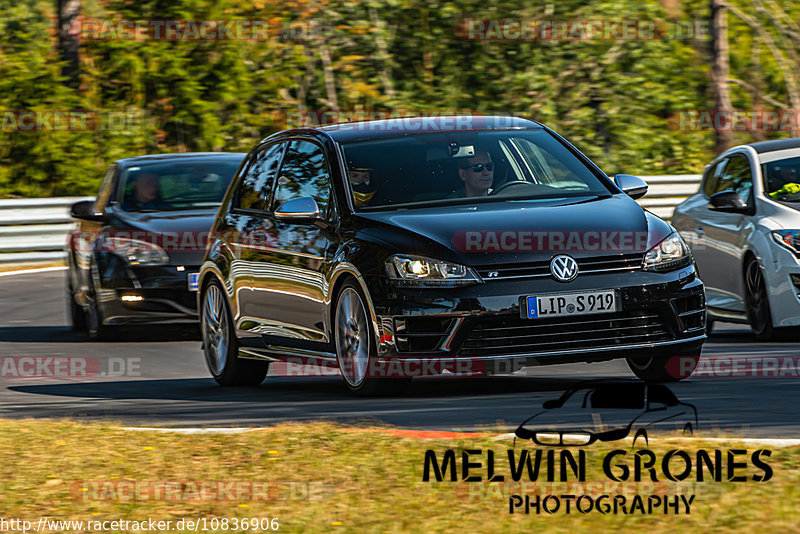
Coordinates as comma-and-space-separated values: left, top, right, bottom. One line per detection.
648, 401, 668, 411
614, 174, 649, 200
70, 200, 107, 222
274, 197, 321, 223
542, 399, 561, 409
708, 190, 748, 213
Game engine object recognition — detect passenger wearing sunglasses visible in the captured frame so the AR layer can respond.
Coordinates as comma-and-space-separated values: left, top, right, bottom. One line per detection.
457, 151, 494, 197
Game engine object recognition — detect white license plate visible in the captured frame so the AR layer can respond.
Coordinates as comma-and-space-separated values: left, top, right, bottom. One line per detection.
188, 273, 199, 292
525, 290, 617, 319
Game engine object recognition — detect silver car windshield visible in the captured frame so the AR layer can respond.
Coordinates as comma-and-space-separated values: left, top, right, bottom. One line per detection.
340, 129, 611, 210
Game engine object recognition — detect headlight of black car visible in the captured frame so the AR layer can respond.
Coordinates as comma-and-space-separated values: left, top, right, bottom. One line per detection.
642, 232, 692, 272
101, 236, 170, 266
385, 254, 481, 287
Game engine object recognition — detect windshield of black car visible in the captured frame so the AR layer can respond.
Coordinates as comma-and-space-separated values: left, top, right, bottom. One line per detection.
118, 159, 242, 212
763, 156, 800, 203
340, 129, 611, 210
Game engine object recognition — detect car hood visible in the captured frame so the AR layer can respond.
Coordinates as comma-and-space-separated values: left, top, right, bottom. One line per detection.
110, 208, 219, 265
112, 208, 219, 234
354, 195, 671, 265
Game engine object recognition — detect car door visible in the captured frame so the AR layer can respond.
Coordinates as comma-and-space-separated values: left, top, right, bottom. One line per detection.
697, 153, 755, 311
224, 141, 288, 348
250, 139, 337, 351
674, 159, 725, 277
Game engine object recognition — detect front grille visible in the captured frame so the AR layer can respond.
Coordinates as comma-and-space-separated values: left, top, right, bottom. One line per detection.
670, 293, 705, 333
475, 253, 643, 281
394, 316, 456, 352
459, 308, 672, 356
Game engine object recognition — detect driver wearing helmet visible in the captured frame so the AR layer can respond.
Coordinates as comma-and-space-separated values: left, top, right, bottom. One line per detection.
348, 165, 376, 207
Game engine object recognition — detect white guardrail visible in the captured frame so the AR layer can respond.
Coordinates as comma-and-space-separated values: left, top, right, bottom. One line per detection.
0, 175, 702, 266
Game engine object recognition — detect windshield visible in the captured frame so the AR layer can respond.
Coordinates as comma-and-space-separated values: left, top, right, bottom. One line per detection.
119, 159, 242, 212
763, 156, 800, 203
340, 129, 611, 210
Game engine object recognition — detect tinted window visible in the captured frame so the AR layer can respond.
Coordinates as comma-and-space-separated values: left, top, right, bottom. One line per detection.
120, 158, 242, 212
703, 160, 727, 197
340, 129, 610, 210
272, 140, 330, 214
716, 154, 753, 205
236, 143, 285, 212
763, 156, 800, 202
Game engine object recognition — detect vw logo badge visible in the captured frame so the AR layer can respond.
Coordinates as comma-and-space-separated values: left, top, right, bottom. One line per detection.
550, 255, 579, 282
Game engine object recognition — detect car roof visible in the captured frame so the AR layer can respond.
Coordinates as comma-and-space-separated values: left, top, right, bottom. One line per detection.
314, 115, 544, 143
115, 152, 246, 166
747, 138, 800, 154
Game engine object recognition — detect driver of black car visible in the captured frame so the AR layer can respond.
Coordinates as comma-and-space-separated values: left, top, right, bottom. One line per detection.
457, 150, 494, 197
123, 172, 171, 211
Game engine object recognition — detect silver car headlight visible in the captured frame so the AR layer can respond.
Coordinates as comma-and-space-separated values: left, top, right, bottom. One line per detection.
771, 230, 800, 255
103, 237, 170, 266
642, 232, 691, 272
385, 255, 480, 287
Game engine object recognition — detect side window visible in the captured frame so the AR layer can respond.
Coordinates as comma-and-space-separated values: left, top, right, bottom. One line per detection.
703, 160, 727, 197
235, 143, 285, 212
717, 154, 753, 205
272, 140, 331, 215
95, 165, 117, 211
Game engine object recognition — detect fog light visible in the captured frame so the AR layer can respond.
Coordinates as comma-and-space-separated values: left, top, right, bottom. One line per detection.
121, 295, 143, 302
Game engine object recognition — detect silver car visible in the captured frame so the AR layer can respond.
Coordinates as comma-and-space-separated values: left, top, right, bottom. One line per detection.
673, 138, 800, 339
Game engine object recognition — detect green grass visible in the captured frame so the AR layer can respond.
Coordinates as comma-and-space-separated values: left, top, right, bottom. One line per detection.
0, 419, 797, 533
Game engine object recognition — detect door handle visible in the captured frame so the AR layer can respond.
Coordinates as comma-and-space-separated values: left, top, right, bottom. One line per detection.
694, 227, 705, 236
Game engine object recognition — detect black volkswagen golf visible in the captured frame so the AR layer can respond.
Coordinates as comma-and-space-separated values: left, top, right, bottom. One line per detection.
67, 152, 245, 339
199, 117, 706, 394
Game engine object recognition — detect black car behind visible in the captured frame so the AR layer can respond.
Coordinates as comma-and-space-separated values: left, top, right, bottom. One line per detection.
66, 152, 245, 339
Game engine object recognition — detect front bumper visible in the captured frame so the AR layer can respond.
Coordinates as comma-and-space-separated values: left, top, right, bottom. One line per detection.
96, 260, 200, 325
370, 265, 705, 370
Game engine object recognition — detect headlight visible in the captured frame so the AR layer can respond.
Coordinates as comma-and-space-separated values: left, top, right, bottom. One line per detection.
771, 230, 800, 255
102, 237, 170, 266
385, 255, 480, 287
642, 233, 691, 272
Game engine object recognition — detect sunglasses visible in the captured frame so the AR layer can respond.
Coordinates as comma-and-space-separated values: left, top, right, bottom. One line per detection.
463, 162, 494, 172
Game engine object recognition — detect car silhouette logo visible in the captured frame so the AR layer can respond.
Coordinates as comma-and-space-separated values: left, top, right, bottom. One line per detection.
550, 255, 579, 282
514, 380, 698, 447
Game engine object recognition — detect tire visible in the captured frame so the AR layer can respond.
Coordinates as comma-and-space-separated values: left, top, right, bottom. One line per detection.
334, 279, 411, 396
705, 316, 714, 336
66, 275, 87, 332
627, 349, 699, 383
744, 257, 783, 341
201, 279, 268, 386
85, 279, 114, 341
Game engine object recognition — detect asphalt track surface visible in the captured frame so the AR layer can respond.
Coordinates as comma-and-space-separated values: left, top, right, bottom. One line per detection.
0, 270, 798, 438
